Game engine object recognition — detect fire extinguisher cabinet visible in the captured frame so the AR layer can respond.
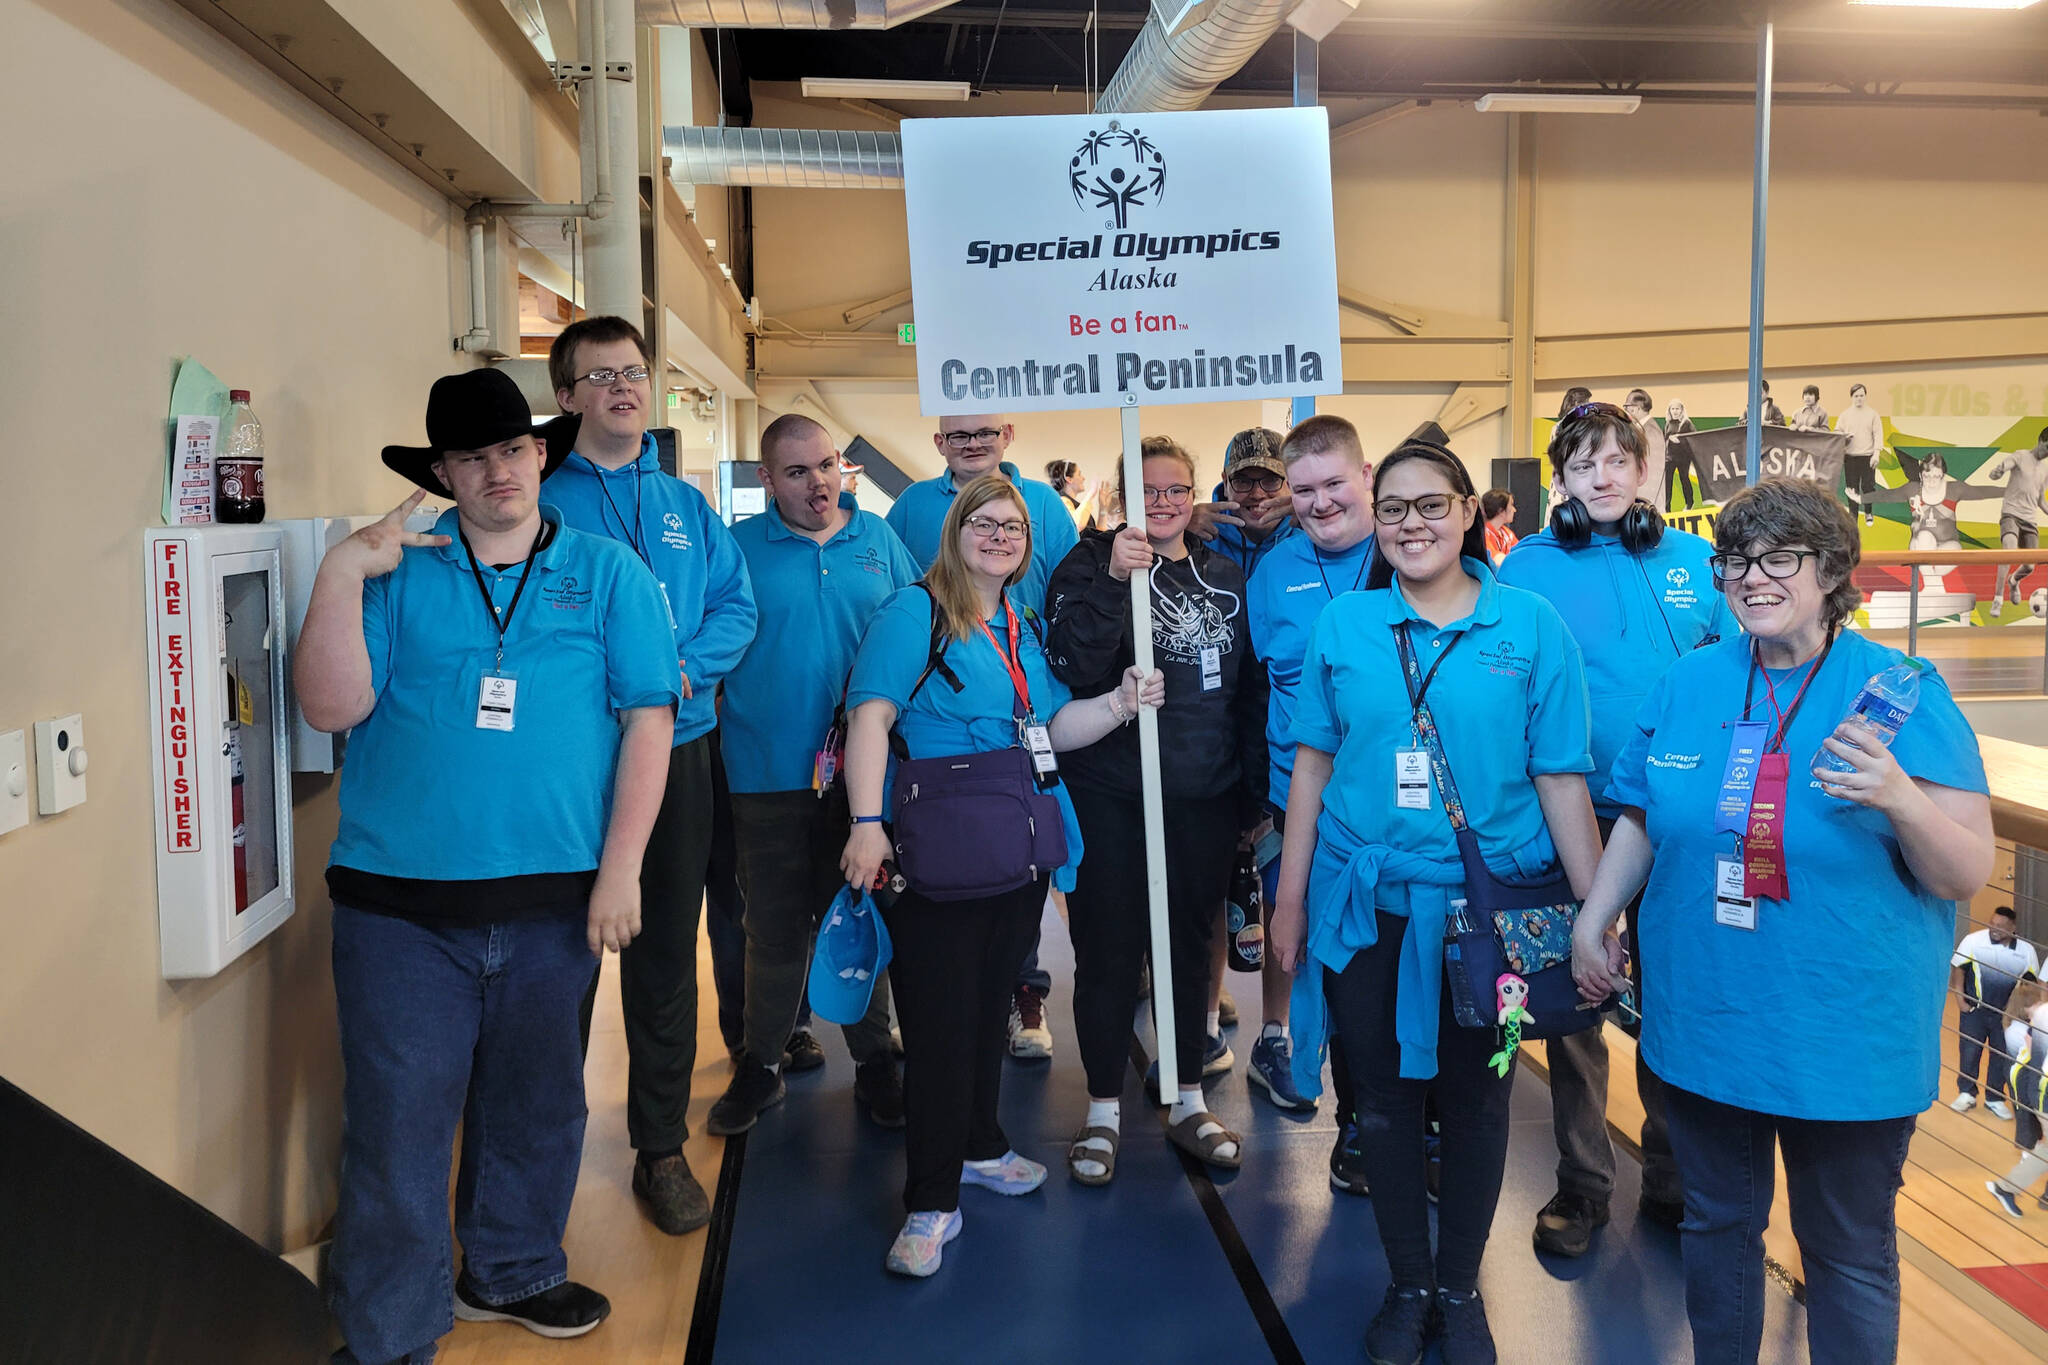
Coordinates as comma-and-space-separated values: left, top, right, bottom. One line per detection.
144, 526, 296, 979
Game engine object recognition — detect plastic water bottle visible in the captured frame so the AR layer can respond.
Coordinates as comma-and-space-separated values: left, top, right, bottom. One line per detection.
1814, 658, 1925, 776
216, 390, 265, 523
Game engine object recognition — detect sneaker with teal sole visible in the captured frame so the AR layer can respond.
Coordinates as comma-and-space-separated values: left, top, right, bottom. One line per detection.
1247, 1035, 1316, 1112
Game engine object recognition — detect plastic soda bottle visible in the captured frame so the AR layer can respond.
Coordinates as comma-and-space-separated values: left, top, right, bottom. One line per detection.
1814, 658, 1925, 777
216, 390, 265, 523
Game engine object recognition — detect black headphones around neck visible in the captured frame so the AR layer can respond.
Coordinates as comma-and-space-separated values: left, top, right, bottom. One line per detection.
1550, 496, 1666, 554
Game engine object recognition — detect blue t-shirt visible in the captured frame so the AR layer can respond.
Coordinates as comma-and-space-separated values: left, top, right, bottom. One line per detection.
546, 435, 757, 745
1291, 560, 1594, 903
723, 495, 921, 794
1606, 631, 1988, 1120
846, 584, 1084, 889
330, 508, 681, 880
885, 461, 1079, 617
1246, 530, 1376, 811
1497, 526, 1737, 818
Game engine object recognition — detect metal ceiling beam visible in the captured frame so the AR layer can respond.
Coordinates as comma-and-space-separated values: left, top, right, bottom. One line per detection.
1324, 15, 2048, 53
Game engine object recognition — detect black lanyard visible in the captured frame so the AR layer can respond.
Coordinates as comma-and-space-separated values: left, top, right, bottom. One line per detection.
1739, 632, 1835, 754
462, 521, 547, 669
1395, 621, 1465, 715
1314, 544, 1369, 600
597, 465, 650, 563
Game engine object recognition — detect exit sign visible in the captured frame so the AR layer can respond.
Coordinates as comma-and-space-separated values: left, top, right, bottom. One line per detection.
897, 322, 916, 346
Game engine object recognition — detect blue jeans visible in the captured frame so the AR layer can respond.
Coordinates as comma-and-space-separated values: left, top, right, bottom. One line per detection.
1662, 1084, 1915, 1365
328, 904, 598, 1365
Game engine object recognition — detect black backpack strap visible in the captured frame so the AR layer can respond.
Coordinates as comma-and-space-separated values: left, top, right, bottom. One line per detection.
892, 583, 963, 762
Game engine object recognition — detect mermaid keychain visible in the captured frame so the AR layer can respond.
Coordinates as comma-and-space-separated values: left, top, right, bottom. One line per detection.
1488, 974, 1533, 1076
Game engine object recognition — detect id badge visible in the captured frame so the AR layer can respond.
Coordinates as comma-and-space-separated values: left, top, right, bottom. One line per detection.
1395, 749, 1432, 810
477, 672, 518, 731
1200, 645, 1222, 692
1024, 723, 1058, 779
1714, 854, 1758, 931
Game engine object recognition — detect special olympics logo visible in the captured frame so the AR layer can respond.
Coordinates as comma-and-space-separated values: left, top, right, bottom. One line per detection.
1069, 122, 1166, 230
1667, 567, 1691, 588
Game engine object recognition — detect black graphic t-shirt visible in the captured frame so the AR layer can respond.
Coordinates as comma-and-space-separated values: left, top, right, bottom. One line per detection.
1044, 528, 1268, 819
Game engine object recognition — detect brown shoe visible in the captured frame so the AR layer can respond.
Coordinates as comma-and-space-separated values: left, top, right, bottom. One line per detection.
632, 1153, 710, 1235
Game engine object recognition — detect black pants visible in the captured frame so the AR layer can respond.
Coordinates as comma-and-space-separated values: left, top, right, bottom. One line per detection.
1067, 782, 1235, 1097
1958, 1004, 2013, 1100
579, 735, 712, 1153
1325, 910, 1515, 1293
884, 875, 1047, 1213
706, 732, 748, 1054
1666, 443, 1701, 510
731, 787, 892, 1067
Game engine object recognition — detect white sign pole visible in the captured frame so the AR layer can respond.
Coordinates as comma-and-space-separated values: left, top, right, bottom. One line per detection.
1120, 397, 1177, 1095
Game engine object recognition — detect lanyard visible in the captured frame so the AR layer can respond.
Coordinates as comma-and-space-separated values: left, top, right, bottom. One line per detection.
976, 601, 1033, 717
1396, 621, 1464, 716
596, 465, 650, 563
1740, 632, 1834, 753
1314, 544, 1370, 601
462, 522, 546, 670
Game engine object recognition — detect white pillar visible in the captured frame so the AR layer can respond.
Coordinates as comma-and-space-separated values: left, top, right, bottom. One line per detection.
584, 0, 642, 322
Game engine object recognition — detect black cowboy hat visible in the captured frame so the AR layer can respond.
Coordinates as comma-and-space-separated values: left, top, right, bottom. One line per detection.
381, 368, 581, 494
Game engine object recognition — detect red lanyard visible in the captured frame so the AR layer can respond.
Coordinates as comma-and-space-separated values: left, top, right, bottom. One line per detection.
977, 601, 1033, 717
1741, 633, 1834, 753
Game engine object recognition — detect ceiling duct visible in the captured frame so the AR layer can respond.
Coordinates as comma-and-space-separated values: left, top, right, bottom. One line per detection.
637, 0, 957, 27
666, 124, 903, 187
1096, 0, 1291, 113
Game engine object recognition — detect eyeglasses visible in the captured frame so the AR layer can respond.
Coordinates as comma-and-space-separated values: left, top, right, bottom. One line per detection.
1143, 484, 1194, 506
942, 428, 1005, 449
1708, 549, 1818, 582
965, 515, 1027, 541
573, 365, 650, 386
1228, 472, 1283, 494
1373, 494, 1462, 525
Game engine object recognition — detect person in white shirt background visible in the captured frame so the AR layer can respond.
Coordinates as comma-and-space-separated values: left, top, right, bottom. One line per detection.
1986, 430, 2048, 610
1952, 906, 2040, 1120
1837, 383, 1886, 527
1624, 389, 1667, 507
1987, 977, 2048, 1217
1790, 385, 1830, 432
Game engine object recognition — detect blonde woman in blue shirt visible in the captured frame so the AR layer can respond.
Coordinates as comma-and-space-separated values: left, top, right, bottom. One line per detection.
1270, 439, 1601, 1365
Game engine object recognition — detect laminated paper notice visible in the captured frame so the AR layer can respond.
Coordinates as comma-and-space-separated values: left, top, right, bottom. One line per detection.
173, 415, 218, 524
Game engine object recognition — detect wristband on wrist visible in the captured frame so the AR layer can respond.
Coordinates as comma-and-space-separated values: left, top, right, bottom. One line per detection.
851, 814, 884, 824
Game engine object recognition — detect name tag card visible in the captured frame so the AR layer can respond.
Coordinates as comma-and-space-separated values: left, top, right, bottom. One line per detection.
1024, 723, 1058, 779
1396, 749, 1432, 810
1200, 645, 1222, 692
477, 673, 518, 731
1714, 855, 1757, 931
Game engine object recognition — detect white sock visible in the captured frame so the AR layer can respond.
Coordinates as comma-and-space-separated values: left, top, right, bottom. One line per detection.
1262, 1021, 1290, 1043
1205, 1010, 1221, 1036
765, 1061, 781, 1074
1169, 1087, 1239, 1161
1072, 1100, 1120, 1178
1086, 1098, 1121, 1130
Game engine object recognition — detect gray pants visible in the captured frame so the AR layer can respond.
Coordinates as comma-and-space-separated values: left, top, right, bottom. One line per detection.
1546, 1026, 1682, 1206
731, 787, 893, 1067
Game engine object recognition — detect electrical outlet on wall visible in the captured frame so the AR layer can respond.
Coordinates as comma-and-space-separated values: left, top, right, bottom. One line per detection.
0, 730, 28, 835
34, 714, 87, 815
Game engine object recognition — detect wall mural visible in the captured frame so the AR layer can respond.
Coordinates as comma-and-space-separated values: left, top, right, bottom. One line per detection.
1536, 390, 2048, 631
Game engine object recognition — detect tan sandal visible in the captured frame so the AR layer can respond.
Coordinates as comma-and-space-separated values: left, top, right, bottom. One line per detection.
1068, 1125, 1119, 1186
1167, 1111, 1243, 1169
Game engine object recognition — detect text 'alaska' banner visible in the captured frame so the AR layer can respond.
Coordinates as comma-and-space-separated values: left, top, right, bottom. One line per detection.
901, 108, 1343, 416
1677, 424, 1849, 504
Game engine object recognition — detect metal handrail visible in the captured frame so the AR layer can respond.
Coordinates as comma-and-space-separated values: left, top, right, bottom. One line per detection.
1855, 549, 2048, 680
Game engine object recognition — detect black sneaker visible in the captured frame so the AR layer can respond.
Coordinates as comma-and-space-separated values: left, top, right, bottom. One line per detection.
1364, 1284, 1436, 1365
855, 1057, 906, 1128
1330, 1119, 1371, 1197
1533, 1190, 1610, 1257
706, 1059, 787, 1137
453, 1275, 611, 1339
631, 1152, 710, 1235
1435, 1287, 1497, 1365
783, 1029, 827, 1072
1639, 1192, 1685, 1229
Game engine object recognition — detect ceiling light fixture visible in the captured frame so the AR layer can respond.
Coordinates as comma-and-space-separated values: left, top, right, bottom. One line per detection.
1849, 0, 2040, 8
1474, 93, 1643, 114
800, 78, 973, 102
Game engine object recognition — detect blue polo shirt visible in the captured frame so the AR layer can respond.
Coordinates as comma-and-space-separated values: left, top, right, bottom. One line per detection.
546, 435, 757, 745
724, 494, 922, 794
1497, 525, 1737, 818
1606, 631, 1986, 1120
329, 507, 681, 881
885, 461, 1079, 617
1246, 529, 1376, 810
846, 584, 1084, 890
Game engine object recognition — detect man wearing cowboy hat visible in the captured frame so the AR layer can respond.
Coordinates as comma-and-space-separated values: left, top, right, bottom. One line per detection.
298, 367, 681, 1364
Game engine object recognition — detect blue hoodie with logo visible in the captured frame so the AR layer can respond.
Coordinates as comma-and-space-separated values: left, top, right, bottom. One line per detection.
1495, 524, 1735, 818
546, 434, 758, 745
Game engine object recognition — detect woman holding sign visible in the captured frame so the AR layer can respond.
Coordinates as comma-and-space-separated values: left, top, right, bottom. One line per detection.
1269, 438, 1601, 1365
840, 474, 1161, 1280
1572, 477, 1993, 1365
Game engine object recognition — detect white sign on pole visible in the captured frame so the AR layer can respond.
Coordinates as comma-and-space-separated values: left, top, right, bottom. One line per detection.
902, 107, 1343, 415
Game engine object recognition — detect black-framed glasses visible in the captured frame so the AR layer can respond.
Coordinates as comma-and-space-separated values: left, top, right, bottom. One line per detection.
942, 428, 1005, 448
1709, 549, 1819, 582
1143, 484, 1194, 506
964, 514, 1027, 541
1228, 472, 1284, 493
573, 365, 650, 386
1373, 493, 1462, 525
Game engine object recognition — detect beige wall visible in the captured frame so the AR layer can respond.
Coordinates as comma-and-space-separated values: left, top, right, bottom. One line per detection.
1, 0, 486, 1251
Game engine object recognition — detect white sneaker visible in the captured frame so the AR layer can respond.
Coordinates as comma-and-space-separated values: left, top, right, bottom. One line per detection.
1007, 986, 1053, 1059
1990, 1099, 2015, 1121
885, 1209, 962, 1277
1952, 1093, 1978, 1113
